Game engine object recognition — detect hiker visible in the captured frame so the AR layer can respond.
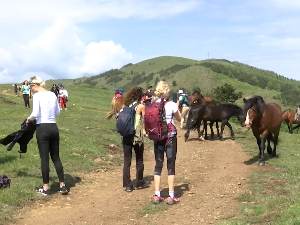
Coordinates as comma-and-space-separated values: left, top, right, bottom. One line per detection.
50, 84, 59, 98
149, 81, 181, 205
120, 87, 149, 192
58, 86, 68, 110
26, 76, 68, 196
178, 90, 190, 129
13, 84, 18, 96
21, 80, 31, 109
114, 88, 123, 99
143, 86, 153, 106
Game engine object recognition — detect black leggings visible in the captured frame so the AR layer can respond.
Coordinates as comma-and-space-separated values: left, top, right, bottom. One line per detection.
122, 137, 144, 187
154, 134, 177, 176
23, 94, 30, 108
36, 123, 65, 184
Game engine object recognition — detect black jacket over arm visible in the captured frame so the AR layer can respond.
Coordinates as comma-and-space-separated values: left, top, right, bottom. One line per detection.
0, 119, 36, 153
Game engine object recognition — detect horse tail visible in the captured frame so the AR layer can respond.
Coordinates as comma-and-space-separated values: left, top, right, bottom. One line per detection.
107, 112, 114, 120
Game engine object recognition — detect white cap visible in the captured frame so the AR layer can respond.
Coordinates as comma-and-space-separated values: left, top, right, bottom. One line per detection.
178, 90, 183, 94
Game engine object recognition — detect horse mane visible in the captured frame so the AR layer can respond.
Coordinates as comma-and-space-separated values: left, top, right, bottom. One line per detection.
244, 96, 265, 117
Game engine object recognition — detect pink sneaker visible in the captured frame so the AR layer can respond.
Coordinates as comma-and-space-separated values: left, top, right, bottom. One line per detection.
153, 195, 164, 204
166, 196, 180, 205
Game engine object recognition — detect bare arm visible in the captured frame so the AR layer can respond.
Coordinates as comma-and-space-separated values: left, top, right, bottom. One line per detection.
174, 110, 181, 122
136, 104, 146, 119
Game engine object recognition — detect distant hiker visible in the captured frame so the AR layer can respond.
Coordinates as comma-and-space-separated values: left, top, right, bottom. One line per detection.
50, 84, 59, 98
26, 76, 68, 196
114, 88, 123, 99
13, 84, 18, 96
145, 81, 181, 205
58, 86, 68, 110
143, 86, 153, 106
118, 87, 149, 192
177, 90, 189, 129
21, 80, 31, 109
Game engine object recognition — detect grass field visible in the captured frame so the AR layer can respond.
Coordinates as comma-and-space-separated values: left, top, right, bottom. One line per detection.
217, 120, 300, 225
1, 81, 300, 224
0, 84, 120, 223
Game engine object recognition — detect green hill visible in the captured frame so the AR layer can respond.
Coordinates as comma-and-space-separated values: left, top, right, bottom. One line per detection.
72, 56, 299, 106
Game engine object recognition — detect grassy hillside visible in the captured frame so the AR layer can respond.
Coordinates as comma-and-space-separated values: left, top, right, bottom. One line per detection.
74, 56, 299, 108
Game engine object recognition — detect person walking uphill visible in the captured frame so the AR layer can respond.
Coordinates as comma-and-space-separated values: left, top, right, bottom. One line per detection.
149, 81, 181, 205
58, 86, 68, 110
178, 89, 190, 129
26, 76, 68, 196
21, 80, 31, 109
120, 87, 149, 192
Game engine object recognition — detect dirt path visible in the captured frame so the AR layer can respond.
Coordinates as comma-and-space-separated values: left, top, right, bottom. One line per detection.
12, 125, 259, 225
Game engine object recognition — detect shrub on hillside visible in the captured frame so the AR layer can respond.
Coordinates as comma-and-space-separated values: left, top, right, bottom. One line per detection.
211, 83, 242, 103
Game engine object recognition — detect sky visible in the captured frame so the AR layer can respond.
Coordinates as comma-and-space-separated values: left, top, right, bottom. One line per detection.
0, 0, 300, 83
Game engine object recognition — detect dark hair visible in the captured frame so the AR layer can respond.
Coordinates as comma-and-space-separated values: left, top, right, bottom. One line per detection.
115, 90, 121, 95
148, 86, 152, 89
124, 87, 143, 106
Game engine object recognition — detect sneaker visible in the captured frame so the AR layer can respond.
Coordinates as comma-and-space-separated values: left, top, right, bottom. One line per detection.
36, 186, 50, 196
166, 196, 180, 205
153, 195, 164, 204
65, 108, 67, 110
60, 186, 68, 195
136, 180, 150, 190
125, 186, 133, 192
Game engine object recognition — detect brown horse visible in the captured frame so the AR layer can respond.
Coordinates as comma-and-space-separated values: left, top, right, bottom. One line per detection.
243, 96, 282, 166
190, 91, 220, 139
107, 96, 125, 119
282, 107, 300, 133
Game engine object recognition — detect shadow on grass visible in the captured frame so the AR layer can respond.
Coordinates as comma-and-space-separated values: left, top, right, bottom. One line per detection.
244, 154, 279, 165
0, 155, 17, 164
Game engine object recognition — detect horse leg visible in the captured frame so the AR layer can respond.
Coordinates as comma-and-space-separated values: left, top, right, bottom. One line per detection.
266, 133, 273, 155
219, 120, 226, 141
287, 122, 293, 134
258, 135, 267, 166
199, 121, 205, 141
184, 128, 190, 142
272, 131, 279, 158
210, 121, 214, 139
225, 121, 235, 140
216, 122, 220, 138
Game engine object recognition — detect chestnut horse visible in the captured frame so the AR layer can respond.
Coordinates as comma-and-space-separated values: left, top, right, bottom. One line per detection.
281, 106, 300, 133
107, 96, 125, 119
243, 96, 282, 166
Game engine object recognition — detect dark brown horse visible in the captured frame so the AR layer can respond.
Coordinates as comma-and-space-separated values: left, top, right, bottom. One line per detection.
281, 106, 300, 133
190, 91, 219, 139
243, 96, 282, 166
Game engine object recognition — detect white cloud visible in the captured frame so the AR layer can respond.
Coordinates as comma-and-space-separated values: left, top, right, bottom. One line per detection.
0, 18, 133, 83
268, 0, 300, 10
256, 35, 300, 49
0, 0, 199, 25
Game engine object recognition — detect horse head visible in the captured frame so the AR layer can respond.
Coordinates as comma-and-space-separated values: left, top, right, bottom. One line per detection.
191, 91, 203, 105
243, 96, 264, 128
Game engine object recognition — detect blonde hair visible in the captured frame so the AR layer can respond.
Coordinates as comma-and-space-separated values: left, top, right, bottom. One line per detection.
154, 81, 170, 99
29, 76, 46, 88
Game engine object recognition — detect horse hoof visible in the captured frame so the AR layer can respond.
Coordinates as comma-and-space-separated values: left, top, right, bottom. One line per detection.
231, 137, 235, 140
199, 136, 205, 141
271, 154, 276, 158
220, 138, 224, 141
259, 162, 265, 166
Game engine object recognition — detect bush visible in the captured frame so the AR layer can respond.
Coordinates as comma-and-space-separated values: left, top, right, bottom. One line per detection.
211, 83, 242, 103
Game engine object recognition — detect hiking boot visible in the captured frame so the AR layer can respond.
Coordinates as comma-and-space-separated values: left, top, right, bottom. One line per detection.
166, 196, 180, 205
125, 186, 133, 192
153, 195, 164, 204
60, 186, 68, 195
136, 180, 150, 190
36, 186, 50, 196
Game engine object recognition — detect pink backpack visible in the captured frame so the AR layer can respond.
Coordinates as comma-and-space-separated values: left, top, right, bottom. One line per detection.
144, 100, 176, 141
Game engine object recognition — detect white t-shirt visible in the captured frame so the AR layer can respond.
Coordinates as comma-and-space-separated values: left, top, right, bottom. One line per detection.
59, 89, 68, 98
155, 98, 178, 126
28, 91, 60, 124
